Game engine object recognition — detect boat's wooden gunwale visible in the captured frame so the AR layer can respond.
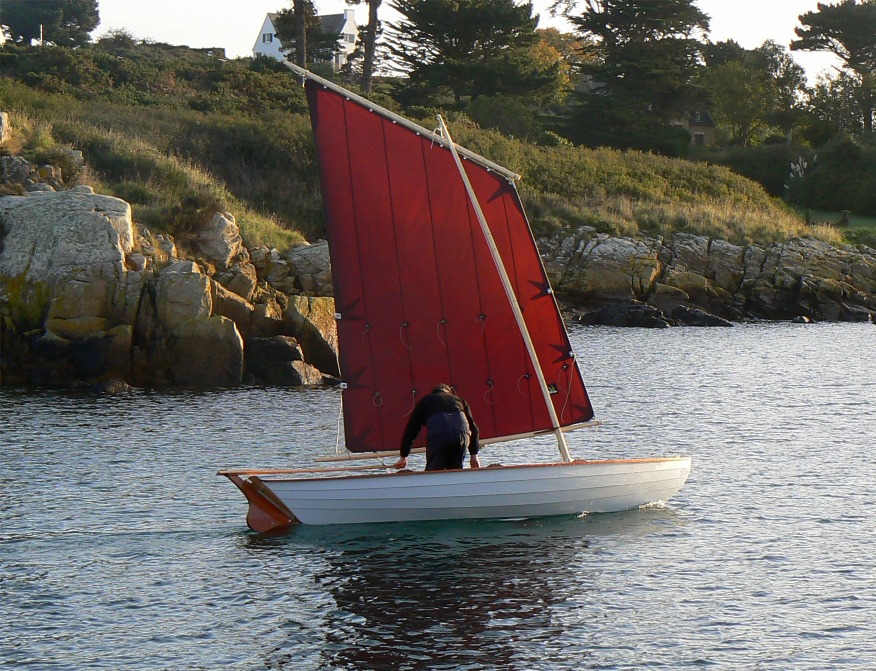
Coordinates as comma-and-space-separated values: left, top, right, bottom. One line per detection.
220, 456, 689, 481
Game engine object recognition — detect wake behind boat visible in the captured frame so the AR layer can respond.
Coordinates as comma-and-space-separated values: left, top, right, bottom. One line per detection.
220, 64, 691, 530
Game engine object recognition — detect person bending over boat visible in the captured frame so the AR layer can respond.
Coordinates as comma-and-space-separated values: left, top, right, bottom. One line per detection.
393, 384, 481, 471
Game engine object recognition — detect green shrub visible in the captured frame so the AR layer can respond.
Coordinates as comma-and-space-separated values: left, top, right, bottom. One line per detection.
789, 137, 876, 216
466, 97, 542, 142
710, 143, 814, 197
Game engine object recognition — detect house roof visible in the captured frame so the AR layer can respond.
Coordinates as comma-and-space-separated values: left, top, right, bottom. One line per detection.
266, 12, 350, 36
686, 110, 715, 127
320, 14, 347, 34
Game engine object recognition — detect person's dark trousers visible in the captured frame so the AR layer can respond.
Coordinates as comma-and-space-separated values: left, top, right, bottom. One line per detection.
424, 411, 470, 471
425, 439, 466, 470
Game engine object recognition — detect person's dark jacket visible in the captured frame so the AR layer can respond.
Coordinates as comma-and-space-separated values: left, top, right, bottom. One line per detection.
400, 390, 479, 458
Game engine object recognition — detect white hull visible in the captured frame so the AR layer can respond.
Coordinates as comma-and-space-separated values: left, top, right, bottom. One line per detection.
224, 457, 691, 528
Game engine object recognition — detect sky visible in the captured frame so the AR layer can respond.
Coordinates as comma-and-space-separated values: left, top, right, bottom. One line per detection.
93, 0, 841, 83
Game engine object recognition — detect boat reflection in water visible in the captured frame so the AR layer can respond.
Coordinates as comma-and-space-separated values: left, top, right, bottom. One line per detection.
243, 510, 687, 669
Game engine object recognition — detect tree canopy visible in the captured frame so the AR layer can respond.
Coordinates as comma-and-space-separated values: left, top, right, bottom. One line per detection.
791, 0, 876, 132
703, 40, 807, 144
385, 0, 560, 105
564, 0, 710, 153
791, 0, 876, 74
0, 0, 99, 47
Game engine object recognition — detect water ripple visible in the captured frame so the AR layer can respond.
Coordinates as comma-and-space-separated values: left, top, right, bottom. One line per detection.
2, 323, 875, 670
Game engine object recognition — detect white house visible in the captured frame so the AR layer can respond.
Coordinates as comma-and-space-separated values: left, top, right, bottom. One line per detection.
252, 9, 358, 70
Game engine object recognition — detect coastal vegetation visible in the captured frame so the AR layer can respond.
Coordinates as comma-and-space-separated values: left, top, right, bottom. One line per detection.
0, 31, 867, 251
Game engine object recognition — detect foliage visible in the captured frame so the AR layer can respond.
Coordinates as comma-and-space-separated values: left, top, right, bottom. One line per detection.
0, 43, 314, 248
701, 40, 807, 146
791, 0, 876, 74
703, 60, 770, 145
0, 38, 850, 250
446, 123, 834, 245
791, 0, 876, 133
708, 143, 815, 197
466, 96, 542, 141
564, 0, 709, 153
785, 136, 876, 216
386, 0, 560, 105
0, 41, 308, 115
0, 0, 99, 47
804, 70, 875, 142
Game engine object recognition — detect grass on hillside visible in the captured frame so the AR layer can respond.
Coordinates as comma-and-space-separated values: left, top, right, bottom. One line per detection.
801, 209, 876, 248
0, 45, 849, 251
0, 80, 308, 251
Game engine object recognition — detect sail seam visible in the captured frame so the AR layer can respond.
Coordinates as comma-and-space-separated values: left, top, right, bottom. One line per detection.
340, 92, 386, 451
420, 137, 454, 392
380, 110, 417, 411
462, 159, 500, 434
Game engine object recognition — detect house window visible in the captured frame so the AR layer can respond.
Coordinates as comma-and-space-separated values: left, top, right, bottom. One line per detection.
693, 133, 705, 146
262, 33, 273, 43
344, 33, 356, 44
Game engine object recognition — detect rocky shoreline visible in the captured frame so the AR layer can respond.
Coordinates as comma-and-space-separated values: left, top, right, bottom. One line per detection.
1, 166, 874, 389
541, 230, 876, 327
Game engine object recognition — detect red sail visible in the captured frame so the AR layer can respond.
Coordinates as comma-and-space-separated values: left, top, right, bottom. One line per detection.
305, 79, 593, 453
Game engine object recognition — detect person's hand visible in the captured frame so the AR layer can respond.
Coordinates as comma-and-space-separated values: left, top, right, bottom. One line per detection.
392, 457, 408, 470
470, 454, 481, 469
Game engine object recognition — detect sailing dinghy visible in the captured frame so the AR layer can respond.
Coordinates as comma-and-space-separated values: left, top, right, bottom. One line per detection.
220, 65, 691, 530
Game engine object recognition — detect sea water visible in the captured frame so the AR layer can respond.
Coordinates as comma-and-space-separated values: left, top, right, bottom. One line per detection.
1, 322, 874, 670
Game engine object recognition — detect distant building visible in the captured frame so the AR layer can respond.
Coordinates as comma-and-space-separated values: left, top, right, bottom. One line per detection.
670, 110, 716, 146
252, 9, 358, 70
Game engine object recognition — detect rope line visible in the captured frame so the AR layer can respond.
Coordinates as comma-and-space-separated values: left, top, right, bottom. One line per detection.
517, 372, 532, 397
402, 389, 417, 418
483, 380, 495, 405
436, 318, 448, 348
399, 322, 412, 350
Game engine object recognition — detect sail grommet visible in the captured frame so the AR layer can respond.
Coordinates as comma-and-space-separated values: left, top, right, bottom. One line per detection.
372, 392, 382, 407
